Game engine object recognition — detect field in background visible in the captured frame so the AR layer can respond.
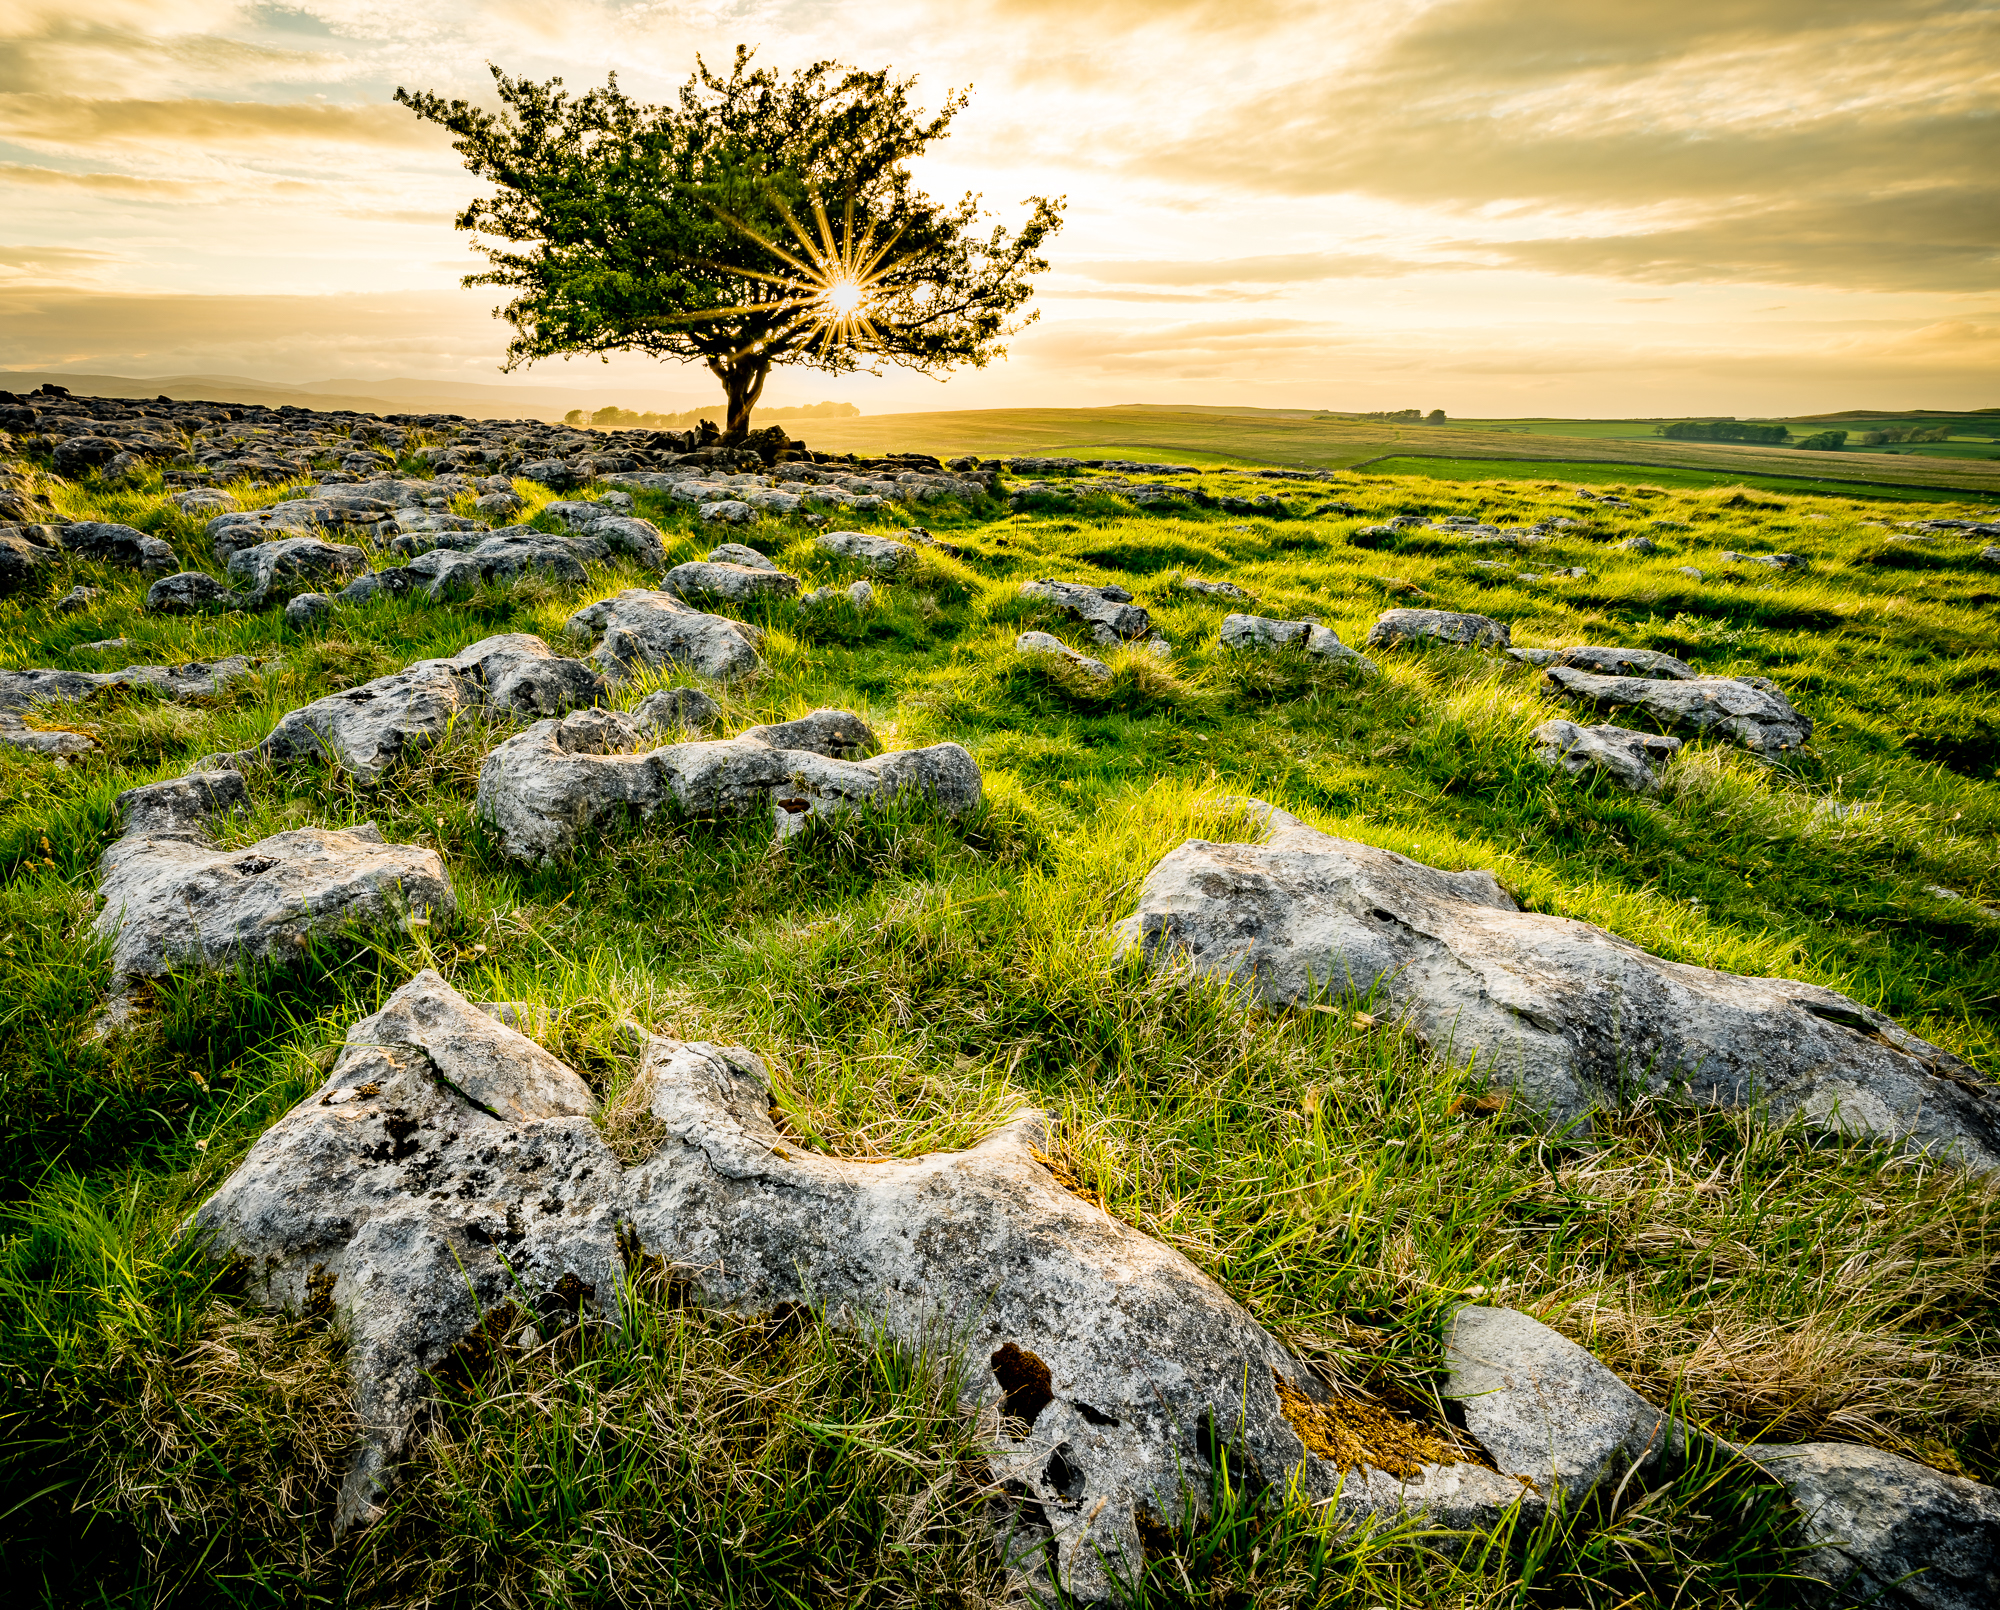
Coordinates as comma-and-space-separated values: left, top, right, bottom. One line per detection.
792, 404, 2000, 495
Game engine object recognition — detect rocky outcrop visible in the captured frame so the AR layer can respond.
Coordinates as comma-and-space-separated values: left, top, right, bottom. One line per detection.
564, 589, 765, 683
1114, 806, 2000, 1164
93, 772, 453, 984
354, 529, 591, 602
539, 500, 668, 569
1531, 719, 1683, 793
1364, 608, 1509, 651
706, 542, 778, 570
1219, 613, 1376, 672
1545, 667, 1812, 754
475, 704, 976, 863
1020, 580, 1152, 647
200, 634, 604, 783
191, 970, 1503, 1599
0, 525, 59, 592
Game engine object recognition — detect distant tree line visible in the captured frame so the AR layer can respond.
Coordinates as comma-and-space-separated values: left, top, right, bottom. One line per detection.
1654, 420, 1790, 444
1856, 425, 1951, 444
1337, 409, 1448, 423
562, 400, 861, 430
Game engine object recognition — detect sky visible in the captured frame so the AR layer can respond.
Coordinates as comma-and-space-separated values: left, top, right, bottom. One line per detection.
0, 0, 1994, 418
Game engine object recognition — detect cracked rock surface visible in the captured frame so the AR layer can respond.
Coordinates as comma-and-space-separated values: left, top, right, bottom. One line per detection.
94, 772, 453, 984
564, 588, 765, 682
1545, 666, 1813, 753
1531, 719, 1683, 793
201, 634, 603, 782
193, 969, 1497, 1599
1020, 579, 1152, 647
475, 703, 975, 863
57, 520, 178, 576
1219, 613, 1376, 671
1114, 807, 2000, 1163
226, 536, 368, 606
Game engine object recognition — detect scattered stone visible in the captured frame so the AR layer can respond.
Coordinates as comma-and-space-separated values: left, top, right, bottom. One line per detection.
1219, 612, 1375, 670
1673, 566, 1705, 580
1115, 805, 2000, 1163
1504, 647, 1559, 666
1176, 576, 1253, 602
1016, 631, 1110, 679
817, 530, 914, 573
476, 705, 977, 863
0, 526, 58, 592
630, 686, 721, 736
145, 570, 238, 614
1981, 546, 2000, 565
54, 584, 101, 613
226, 536, 368, 607
200, 635, 604, 782
1019, 580, 1152, 647
565, 590, 765, 683
1531, 719, 1683, 793
194, 968, 1417, 1598
1544, 667, 1811, 753
170, 488, 238, 516
93, 772, 454, 985
1364, 608, 1509, 651
1617, 536, 1660, 554
474, 491, 526, 519
539, 501, 669, 569
284, 592, 335, 629
390, 529, 592, 600
698, 500, 755, 525
1552, 646, 1697, 680
706, 543, 778, 570
661, 560, 800, 604
58, 521, 178, 576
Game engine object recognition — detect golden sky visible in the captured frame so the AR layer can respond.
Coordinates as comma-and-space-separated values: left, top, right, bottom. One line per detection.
0, 0, 1994, 416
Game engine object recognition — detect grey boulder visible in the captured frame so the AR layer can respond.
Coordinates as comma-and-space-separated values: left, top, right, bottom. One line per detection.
93, 772, 453, 985
144, 571, 239, 614
1114, 807, 2000, 1163
1219, 613, 1376, 672
226, 536, 368, 606
565, 589, 765, 683
1545, 666, 1812, 753
1176, 576, 1253, 602
1531, 719, 1683, 793
818, 530, 914, 573
662, 560, 799, 603
58, 521, 178, 577
1016, 630, 1110, 679
194, 968, 1468, 1598
1020, 579, 1152, 647
540, 501, 668, 568
284, 591, 335, 629
1551, 645, 1696, 680
475, 705, 974, 863
1364, 608, 1509, 651
706, 543, 778, 570
0, 527, 57, 593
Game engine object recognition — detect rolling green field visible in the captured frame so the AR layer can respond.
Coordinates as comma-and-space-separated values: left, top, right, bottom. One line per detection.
793, 405, 2000, 495
3, 448, 1999, 1606
1354, 457, 1978, 502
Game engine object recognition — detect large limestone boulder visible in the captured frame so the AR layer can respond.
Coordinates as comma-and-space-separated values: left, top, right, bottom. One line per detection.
1219, 613, 1376, 672
540, 500, 668, 568
93, 772, 453, 984
58, 520, 178, 576
0, 526, 58, 593
145, 570, 237, 614
1364, 608, 1509, 651
225, 536, 368, 607
564, 589, 765, 683
193, 969, 1512, 1598
200, 634, 603, 782
662, 560, 800, 604
1545, 666, 1812, 754
1114, 805, 2000, 1164
476, 704, 976, 863
1020, 579, 1152, 646
1531, 719, 1683, 793
817, 530, 913, 572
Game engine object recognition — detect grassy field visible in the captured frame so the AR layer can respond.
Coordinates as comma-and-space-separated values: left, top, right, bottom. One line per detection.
1354, 456, 1979, 502
3, 449, 1999, 1606
792, 405, 2000, 495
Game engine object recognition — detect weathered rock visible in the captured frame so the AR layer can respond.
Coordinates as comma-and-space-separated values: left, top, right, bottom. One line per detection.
518, 457, 578, 490
1617, 536, 1659, 554
226, 536, 368, 606
1176, 576, 1253, 602
698, 500, 754, 525
540, 501, 668, 568
285, 591, 335, 629
706, 543, 777, 570
395, 530, 590, 599
58, 521, 177, 576
1219, 613, 1376, 672
145, 570, 238, 614
1114, 807, 2000, 1163
1364, 608, 1509, 651
1673, 566, 1705, 580
170, 488, 239, 516
801, 579, 876, 609
662, 560, 799, 603
93, 772, 453, 984
1531, 719, 1683, 793
201, 635, 603, 782
55, 584, 101, 613
473, 491, 525, 519
818, 530, 914, 573
1552, 645, 1697, 680
1016, 630, 1110, 679
0, 527, 56, 593
0, 657, 257, 717
1544, 667, 1811, 753
630, 686, 721, 736
476, 706, 973, 863
1020, 580, 1152, 647
1445, 1307, 1673, 1504
194, 969, 1479, 1597
1741, 1441, 2000, 1610
565, 589, 765, 683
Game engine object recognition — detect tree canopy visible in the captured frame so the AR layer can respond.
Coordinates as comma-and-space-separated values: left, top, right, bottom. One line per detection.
396, 50, 1064, 438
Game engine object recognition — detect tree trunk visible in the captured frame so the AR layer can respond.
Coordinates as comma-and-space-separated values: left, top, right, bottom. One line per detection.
711, 355, 770, 443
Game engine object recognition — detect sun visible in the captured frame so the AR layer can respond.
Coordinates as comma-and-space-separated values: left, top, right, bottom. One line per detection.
820, 276, 866, 318
702, 188, 910, 361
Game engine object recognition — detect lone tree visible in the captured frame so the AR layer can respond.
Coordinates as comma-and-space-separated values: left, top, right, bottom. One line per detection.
396, 50, 1063, 440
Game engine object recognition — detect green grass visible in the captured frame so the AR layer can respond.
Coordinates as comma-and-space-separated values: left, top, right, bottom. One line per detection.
3, 448, 1998, 1607
1353, 456, 1983, 502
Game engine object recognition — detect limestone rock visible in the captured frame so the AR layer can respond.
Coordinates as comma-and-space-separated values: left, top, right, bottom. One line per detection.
285, 591, 335, 629
1114, 808, 2000, 1162
1445, 1307, 1673, 1503
1219, 613, 1376, 672
171, 488, 239, 517
1020, 580, 1152, 647
193, 969, 1444, 1598
56, 520, 178, 576
1364, 608, 1509, 651
1176, 576, 1253, 602
1531, 719, 1683, 793
539, 501, 668, 569
565, 589, 765, 683
55, 584, 101, 613
697, 500, 754, 525
818, 530, 914, 573
391, 530, 591, 600
0, 527, 56, 593
0, 657, 257, 718
1545, 666, 1811, 753
1552, 646, 1697, 680
662, 560, 800, 604
1016, 630, 1110, 679
706, 543, 778, 570
1741, 1442, 2000, 1610
475, 706, 974, 863
146, 570, 238, 614
93, 772, 453, 984
226, 536, 368, 606
1617, 536, 1659, 554
630, 687, 721, 736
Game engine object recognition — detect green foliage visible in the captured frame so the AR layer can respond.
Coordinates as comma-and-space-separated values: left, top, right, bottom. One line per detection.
395, 49, 1063, 435
1794, 430, 1848, 451
1656, 421, 1792, 444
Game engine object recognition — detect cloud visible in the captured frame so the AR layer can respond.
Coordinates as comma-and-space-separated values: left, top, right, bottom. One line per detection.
0, 160, 199, 196
0, 245, 122, 279
1065, 251, 1467, 286
0, 92, 435, 150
